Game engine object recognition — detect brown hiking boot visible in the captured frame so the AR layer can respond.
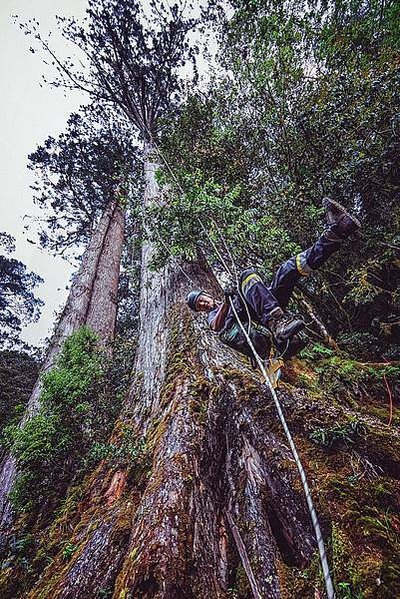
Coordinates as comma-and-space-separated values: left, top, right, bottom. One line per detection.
322, 197, 361, 241
285, 333, 308, 359
267, 307, 305, 343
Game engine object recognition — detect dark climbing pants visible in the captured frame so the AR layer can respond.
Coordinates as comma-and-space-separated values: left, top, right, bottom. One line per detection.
240, 233, 341, 326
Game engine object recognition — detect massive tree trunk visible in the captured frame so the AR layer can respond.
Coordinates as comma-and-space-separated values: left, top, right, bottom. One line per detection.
22, 245, 400, 598
2, 152, 399, 598
0, 200, 125, 545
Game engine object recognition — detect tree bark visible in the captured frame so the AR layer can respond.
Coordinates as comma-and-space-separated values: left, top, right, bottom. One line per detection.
23, 272, 320, 599
3, 149, 399, 599
0, 200, 125, 546
20, 148, 319, 599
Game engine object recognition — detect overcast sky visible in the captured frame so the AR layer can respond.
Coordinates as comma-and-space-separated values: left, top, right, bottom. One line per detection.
0, 0, 88, 347
1, 0, 220, 349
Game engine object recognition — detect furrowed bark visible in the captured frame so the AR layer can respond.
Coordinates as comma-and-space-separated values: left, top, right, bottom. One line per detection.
0, 200, 125, 546
85, 202, 125, 345
4, 150, 399, 599
132, 147, 170, 417
16, 260, 400, 598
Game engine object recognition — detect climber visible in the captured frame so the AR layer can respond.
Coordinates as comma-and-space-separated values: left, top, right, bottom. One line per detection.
186, 198, 361, 360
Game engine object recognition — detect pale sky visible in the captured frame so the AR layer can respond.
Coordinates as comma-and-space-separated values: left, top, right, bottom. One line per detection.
0, 0, 88, 346
1, 0, 219, 348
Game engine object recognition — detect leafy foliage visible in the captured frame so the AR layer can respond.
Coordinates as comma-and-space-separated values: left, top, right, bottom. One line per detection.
28, 109, 137, 255
61, 542, 77, 562
0, 233, 43, 348
87, 434, 148, 471
151, 0, 400, 358
4, 327, 121, 514
2, 2, 400, 597
309, 420, 367, 450
147, 168, 300, 276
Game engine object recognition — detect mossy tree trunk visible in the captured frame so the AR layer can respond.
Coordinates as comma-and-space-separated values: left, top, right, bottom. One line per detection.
19, 149, 320, 599
3, 154, 400, 599
26, 308, 399, 598
0, 200, 125, 547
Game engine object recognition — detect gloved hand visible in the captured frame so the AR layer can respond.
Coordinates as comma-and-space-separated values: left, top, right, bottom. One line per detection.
223, 282, 237, 302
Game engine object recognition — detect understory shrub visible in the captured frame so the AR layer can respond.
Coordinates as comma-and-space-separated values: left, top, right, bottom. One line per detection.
4, 327, 121, 514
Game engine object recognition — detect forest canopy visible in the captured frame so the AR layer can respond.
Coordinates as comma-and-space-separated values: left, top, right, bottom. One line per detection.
1, 1, 399, 598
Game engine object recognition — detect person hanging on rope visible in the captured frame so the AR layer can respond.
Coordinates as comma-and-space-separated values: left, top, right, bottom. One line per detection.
186, 198, 361, 360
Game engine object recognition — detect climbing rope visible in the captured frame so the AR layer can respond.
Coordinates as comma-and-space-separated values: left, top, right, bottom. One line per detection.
229, 299, 335, 599
141, 132, 336, 599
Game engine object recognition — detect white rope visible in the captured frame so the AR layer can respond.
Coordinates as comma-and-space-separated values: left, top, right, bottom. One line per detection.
140, 131, 336, 598
229, 298, 335, 599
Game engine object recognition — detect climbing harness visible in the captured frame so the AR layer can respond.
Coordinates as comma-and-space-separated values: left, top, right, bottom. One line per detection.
219, 319, 271, 360
141, 131, 336, 599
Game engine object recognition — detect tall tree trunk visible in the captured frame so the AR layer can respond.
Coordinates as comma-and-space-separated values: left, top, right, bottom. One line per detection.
4, 151, 399, 598
19, 147, 319, 599
0, 200, 125, 545
133, 145, 171, 416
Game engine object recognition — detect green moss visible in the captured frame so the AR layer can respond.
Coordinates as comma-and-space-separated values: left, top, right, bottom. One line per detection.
235, 563, 251, 595
276, 350, 400, 597
221, 367, 261, 402
4, 327, 105, 515
279, 552, 322, 598
298, 352, 399, 399
331, 524, 363, 598
157, 306, 215, 427
311, 468, 400, 596
61, 542, 77, 562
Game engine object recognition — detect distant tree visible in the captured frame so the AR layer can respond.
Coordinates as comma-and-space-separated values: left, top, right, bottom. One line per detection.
0, 233, 43, 349
27, 108, 137, 257
0, 108, 136, 539
0, 349, 39, 434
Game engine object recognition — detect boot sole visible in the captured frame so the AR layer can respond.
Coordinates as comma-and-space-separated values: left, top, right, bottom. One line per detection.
322, 197, 361, 228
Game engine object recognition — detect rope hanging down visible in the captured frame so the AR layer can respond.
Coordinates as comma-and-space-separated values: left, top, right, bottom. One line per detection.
143, 134, 336, 599
229, 299, 335, 599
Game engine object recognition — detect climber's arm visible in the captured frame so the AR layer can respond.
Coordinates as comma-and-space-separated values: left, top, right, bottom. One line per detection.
208, 301, 230, 332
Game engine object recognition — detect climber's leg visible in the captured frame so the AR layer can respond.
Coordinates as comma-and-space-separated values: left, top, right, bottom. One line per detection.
269, 196, 361, 309
239, 268, 280, 323
268, 234, 342, 310
239, 268, 304, 341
